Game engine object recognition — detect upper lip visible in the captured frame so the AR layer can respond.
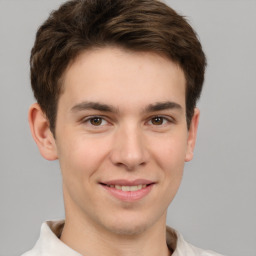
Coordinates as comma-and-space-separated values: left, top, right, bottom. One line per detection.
100, 179, 155, 186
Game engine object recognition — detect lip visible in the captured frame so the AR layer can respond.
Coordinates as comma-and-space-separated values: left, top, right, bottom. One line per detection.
100, 179, 155, 202
101, 179, 154, 186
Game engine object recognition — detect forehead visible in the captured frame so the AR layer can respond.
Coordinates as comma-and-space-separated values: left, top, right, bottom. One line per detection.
60, 47, 186, 111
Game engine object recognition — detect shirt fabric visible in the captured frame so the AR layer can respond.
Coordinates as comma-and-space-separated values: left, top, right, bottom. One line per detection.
21, 220, 224, 256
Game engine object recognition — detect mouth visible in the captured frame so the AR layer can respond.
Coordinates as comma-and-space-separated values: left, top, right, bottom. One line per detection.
99, 179, 155, 201
104, 184, 148, 192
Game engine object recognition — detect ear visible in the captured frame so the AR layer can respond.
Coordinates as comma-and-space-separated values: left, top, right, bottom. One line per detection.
28, 103, 58, 160
185, 108, 200, 162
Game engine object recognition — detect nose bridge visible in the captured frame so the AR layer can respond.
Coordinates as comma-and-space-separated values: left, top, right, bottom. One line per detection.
110, 122, 148, 169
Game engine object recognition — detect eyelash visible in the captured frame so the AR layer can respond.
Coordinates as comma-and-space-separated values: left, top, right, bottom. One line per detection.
147, 116, 173, 126
82, 115, 174, 127
82, 116, 109, 127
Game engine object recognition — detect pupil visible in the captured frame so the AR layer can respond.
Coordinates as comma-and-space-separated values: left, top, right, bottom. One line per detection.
152, 117, 163, 125
91, 117, 102, 126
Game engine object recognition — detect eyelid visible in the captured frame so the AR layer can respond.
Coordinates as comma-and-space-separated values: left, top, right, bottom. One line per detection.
80, 114, 175, 126
146, 115, 175, 125
81, 115, 110, 126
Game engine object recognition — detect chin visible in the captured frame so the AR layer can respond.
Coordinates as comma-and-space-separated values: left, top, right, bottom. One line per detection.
101, 213, 158, 236
107, 222, 149, 236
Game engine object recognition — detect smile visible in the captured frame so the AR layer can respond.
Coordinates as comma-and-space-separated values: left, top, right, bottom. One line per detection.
106, 184, 147, 191
100, 179, 155, 201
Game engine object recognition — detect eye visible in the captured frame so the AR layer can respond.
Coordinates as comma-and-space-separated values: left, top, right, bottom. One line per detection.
82, 116, 108, 126
149, 116, 168, 125
89, 117, 104, 126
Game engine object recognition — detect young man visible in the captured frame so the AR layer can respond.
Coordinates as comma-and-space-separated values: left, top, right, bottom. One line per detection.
24, 0, 224, 255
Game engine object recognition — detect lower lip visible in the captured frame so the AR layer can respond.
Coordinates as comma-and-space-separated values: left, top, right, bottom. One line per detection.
102, 184, 154, 202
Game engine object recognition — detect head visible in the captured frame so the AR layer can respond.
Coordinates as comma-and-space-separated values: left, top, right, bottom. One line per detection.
30, 0, 206, 135
28, 0, 206, 239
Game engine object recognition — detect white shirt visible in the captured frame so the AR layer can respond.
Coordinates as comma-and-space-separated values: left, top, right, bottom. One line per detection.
21, 220, 224, 256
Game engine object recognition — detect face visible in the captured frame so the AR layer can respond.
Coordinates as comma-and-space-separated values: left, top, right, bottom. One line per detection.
34, 47, 199, 236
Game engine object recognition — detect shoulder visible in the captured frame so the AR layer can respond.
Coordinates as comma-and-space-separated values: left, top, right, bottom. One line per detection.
166, 226, 225, 256
20, 238, 42, 256
177, 240, 225, 256
21, 251, 38, 256
20, 220, 81, 256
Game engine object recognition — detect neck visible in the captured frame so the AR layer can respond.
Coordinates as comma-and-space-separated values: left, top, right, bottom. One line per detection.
60, 212, 171, 256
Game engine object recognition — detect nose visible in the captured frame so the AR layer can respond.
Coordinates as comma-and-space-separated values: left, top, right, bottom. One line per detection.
109, 125, 149, 170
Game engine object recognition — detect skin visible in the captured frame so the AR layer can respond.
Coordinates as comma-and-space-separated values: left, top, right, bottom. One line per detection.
29, 47, 199, 256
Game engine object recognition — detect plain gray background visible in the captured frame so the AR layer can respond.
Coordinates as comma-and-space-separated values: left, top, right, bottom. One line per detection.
0, 0, 255, 255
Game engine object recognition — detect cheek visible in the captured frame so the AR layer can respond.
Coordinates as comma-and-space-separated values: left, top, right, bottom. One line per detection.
57, 134, 110, 182
149, 133, 188, 172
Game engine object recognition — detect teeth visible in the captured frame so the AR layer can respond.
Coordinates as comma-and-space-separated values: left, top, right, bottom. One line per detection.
108, 184, 147, 191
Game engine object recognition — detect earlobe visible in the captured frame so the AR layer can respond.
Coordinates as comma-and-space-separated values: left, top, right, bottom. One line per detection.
28, 103, 58, 161
185, 108, 200, 162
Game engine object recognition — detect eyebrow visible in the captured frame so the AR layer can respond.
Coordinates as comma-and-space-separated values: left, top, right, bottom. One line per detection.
71, 101, 119, 113
70, 101, 182, 114
144, 101, 182, 112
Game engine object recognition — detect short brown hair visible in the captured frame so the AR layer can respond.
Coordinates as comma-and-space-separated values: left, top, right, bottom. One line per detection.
30, 0, 206, 133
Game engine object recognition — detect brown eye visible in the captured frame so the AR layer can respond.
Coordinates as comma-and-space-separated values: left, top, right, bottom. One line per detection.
151, 116, 164, 125
90, 117, 103, 126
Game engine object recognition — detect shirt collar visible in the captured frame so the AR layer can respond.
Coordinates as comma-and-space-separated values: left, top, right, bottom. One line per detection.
31, 220, 82, 256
